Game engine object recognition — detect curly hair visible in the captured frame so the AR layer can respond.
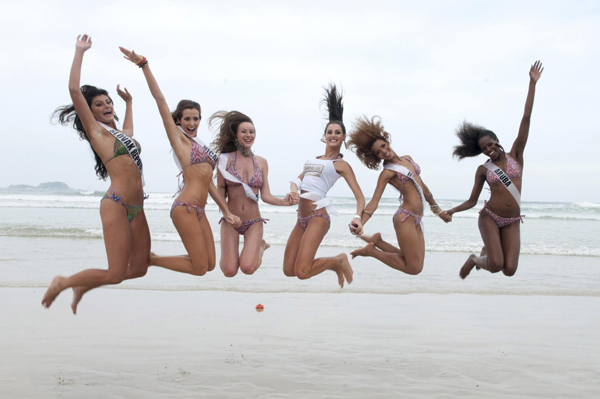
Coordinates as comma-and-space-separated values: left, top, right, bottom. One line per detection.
171, 99, 201, 124
453, 121, 498, 160
52, 85, 118, 180
321, 83, 346, 136
348, 115, 391, 170
209, 110, 254, 153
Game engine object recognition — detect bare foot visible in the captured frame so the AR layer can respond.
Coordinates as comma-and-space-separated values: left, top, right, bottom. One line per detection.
459, 254, 477, 279
359, 232, 382, 245
261, 240, 270, 251
71, 287, 85, 315
337, 253, 353, 286
476, 246, 487, 270
149, 251, 158, 266
350, 242, 376, 259
41, 276, 65, 308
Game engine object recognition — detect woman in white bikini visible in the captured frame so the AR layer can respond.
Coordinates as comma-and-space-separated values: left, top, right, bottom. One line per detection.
447, 61, 544, 279
211, 111, 298, 277
283, 85, 365, 287
348, 116, 451, 275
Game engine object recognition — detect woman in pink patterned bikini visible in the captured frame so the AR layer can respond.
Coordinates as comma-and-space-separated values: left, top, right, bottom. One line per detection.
211, 111, 298, 277
447, 60, 544, 279
120, 47, 241, 277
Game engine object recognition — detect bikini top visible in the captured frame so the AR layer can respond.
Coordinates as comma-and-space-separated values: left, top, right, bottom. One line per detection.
300, 155, 342, 197
392, 157, 421, 185
485, 154, 521, 184
224, 151, 263, 188
106, 137, 142, 164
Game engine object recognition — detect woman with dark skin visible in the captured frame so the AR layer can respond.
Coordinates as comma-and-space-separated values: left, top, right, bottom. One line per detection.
283, 85, 364, 287
447, 61, 543, 279
42, 35, 151, 313
119, 46, 241, 276
348, 116, 451, 275
211, 111, 298, 277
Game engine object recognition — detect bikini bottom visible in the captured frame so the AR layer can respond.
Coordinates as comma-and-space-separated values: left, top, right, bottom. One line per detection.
480, 202, 524, 229
219, 217, 268, 235
171, 199, 205, 220
101, 190, 144, 221
298, 210, 330, 230
392, 207, 423, 227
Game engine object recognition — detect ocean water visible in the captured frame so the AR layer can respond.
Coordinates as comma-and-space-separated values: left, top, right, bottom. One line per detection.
1, 187, 599, 297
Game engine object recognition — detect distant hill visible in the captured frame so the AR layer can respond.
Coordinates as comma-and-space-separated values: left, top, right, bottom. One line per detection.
0, 182, 96, 195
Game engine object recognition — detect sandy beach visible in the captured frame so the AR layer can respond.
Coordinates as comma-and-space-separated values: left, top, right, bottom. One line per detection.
1, 287, 598, 398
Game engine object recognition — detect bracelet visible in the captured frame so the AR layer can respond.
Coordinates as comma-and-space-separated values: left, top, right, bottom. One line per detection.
363, 210, 373, 216
429, 204, 443, 216
136, 55, 148, 68
353, 215, 361, 220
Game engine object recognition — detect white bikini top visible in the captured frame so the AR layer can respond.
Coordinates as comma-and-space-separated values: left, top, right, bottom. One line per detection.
300, 157, 341, 197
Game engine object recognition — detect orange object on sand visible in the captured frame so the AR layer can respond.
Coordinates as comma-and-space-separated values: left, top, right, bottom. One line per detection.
256, 304, 264, 311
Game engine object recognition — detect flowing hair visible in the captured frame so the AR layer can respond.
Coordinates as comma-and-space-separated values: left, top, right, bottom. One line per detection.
171, 99, 201, 124
321, 83, 346, 138
209, 110, 254, 153
51, 85, 118, 180
453, 121, 498, 160
348, 115, 391, 170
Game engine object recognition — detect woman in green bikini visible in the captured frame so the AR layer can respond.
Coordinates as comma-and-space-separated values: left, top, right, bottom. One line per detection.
42, 34, 153, 313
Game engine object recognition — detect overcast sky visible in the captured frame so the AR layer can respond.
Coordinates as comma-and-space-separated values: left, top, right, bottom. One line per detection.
1, 0, 598, 202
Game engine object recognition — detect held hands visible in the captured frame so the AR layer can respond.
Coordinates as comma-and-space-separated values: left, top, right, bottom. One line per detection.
349, 218, 363, 236
530, 60, 544, 83
116, 84, 132, 103
439, 211, 452, 223
284, 192, 300, 206
75, 34, 92, 52
225, 213, 242, 229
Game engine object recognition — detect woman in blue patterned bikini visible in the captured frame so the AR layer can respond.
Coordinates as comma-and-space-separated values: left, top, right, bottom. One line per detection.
42, 35, 152, 313
211, 111, 298, 277
447, 60, 544, 279
119, 47, 241, 276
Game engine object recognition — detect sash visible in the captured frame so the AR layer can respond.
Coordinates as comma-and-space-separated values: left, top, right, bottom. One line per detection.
483, 161, 521, 207
218, 152, 259, 202
98, 122, 144, 186
300, 192, 338, 216
176, 126, 218, 166
384, 163, 425, 230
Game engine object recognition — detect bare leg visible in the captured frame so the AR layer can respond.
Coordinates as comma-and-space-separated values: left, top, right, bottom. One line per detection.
219, 222, 241, 277
239, 222, 265, 275
359, 232, 402, 254
460, 212, 503, 279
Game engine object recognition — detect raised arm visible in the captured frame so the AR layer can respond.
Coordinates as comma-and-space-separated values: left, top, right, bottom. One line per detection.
335, 161, 366, 234
446, 166, 487, 216
68, 35, 103, 140
119, 47, 186, 152
258, 158, 296, 206
116, 84, 134, 137
511, 60, 543, 163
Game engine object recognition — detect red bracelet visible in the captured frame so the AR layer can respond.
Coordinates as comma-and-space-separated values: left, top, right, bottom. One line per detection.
136, 56, 148, 68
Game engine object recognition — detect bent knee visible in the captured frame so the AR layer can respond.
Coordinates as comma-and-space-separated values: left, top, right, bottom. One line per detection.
487, 256, 504, 273
106, 272, 126, 285
221, 263, 239, 278
294, 265, 311, 280
502, 264, 518, 277
406, 266, 423, 276
190, 261, 209, 276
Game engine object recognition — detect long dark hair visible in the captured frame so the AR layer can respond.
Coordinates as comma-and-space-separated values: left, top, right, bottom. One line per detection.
52, 85, 118, 180
453, 121, 498, 160
321, 84, 346, 137
171, 99, 201, 124
209, 110, 254, 153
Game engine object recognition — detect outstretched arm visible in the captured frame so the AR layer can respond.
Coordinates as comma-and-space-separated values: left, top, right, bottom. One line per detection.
446, 166, 487, 216
356, 169, 392, 233
259, 158, 297, 206
208, 179, 241, 228
336, 161, 365, 235
116, 84, 134, 137
420, 179, 452, 223
119, 47, 185, 152
511, 60, 543, 163
68, 35, 103, 140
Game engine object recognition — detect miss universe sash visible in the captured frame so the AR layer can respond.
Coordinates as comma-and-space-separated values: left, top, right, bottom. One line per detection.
218, 153, 259, 202
98, 122, 145, 186
483, 161, 521, 207
384, 163, 426, 230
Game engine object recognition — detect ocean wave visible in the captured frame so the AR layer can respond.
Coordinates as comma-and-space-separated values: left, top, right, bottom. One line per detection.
0, 226, 103, 239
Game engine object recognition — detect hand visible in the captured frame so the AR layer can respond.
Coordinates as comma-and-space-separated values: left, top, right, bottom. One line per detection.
439, 211, 452, 223
529, 60, 544, 82
289, 191, 300, 205
348, 219, 363, 235
226, 213, 242, 229
116, 84, 132, 103
75, 34, 92, 52
119, 46, 143, 66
